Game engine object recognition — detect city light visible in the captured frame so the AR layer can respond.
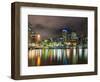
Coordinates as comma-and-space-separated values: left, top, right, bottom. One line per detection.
37, 34, 40, 39
28, 25, 87, 66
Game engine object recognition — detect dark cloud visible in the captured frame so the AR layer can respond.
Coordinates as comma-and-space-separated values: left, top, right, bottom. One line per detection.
28, 15, 87, 40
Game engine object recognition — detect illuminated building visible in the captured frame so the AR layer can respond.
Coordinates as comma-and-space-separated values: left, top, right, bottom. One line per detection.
62, 29, 68, 42
36, 33, 41, 43
31, 33, 40, 43
71, 32, 78, 40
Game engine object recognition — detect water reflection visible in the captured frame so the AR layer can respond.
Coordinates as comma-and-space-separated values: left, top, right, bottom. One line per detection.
28, 47, 88, 66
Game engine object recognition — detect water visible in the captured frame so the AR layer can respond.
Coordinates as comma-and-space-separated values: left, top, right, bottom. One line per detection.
28, 48, 88, 66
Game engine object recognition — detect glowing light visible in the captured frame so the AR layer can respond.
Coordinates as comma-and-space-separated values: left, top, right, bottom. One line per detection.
28, 49, 35, 59
66, 49, 70, 58
36, 34, 41, 42
84, 49, 88, 58
67, 42, 71, 45
37, 55, 41, 66
73, 42, 77, 46
37, 34, 40, 38
79, 48, 82, 57
72, 47, 77, 64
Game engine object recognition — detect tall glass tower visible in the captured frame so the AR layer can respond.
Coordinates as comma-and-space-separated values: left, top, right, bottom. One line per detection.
62, 29, 68, 42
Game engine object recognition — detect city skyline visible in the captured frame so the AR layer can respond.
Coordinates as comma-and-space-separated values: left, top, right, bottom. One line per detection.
28, 15, 87, 41
28, 15, 88, 66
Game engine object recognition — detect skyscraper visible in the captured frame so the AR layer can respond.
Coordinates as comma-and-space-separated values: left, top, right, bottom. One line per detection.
71, 32, 78, 40
62, 29, 68, 42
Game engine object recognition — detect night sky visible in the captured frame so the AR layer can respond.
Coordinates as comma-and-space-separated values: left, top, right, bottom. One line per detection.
28, 15, 87, 40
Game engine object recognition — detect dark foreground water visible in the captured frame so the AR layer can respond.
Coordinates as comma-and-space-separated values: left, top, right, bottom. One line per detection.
28, 47, 88, 66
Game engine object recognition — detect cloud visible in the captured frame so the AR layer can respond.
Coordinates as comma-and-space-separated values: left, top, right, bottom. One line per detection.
28, 15, 87, 40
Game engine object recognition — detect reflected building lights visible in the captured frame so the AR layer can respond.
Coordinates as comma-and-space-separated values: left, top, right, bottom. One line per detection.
28, 47, 88, 66
28, 26, 87, 66
66, 49, 70, 58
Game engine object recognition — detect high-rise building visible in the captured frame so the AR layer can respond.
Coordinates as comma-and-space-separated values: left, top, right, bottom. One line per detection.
71, 32, 78, 40
62, 29, 68, 42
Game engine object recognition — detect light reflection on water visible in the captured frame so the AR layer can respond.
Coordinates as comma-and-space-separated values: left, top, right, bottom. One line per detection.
28, 48, 88, 66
